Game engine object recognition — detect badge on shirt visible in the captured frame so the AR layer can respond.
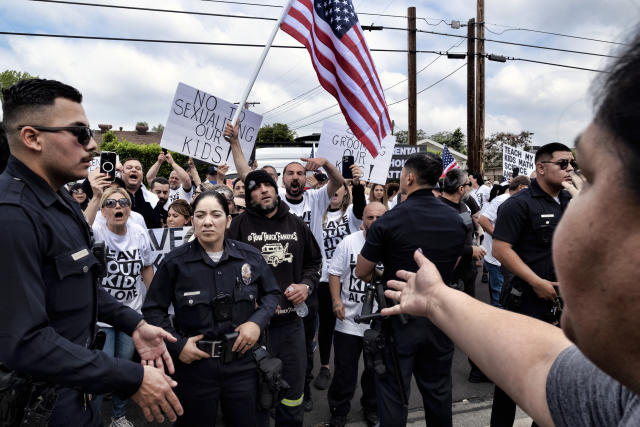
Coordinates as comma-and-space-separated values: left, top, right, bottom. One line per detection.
241, 263, 252, 285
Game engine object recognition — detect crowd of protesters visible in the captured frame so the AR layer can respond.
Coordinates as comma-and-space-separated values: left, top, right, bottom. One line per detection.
1, 25, 639, 427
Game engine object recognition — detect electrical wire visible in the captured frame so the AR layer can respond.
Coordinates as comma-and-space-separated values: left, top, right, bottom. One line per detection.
0, 31, 437, 52
505, 56, 608, 73
29, 0, 278, 21
481, 22, 626, 46
291, 62, 467, 130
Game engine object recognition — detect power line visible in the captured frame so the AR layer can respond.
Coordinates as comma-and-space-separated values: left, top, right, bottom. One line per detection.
481, 22, 626, 46
291, 63, 467, 130
30, 0, 278, 21
0, 31, 438, 52
504, 56, 608, 73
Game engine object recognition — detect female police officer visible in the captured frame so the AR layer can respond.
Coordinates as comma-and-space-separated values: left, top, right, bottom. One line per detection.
142, 191, 280, 425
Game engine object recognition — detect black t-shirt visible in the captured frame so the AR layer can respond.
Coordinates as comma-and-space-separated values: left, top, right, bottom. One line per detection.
361, 189, 466, 287
493, 179, 571, 281
439, 197, 474, 268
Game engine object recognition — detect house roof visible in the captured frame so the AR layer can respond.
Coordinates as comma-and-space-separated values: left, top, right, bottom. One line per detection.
93, 129, 162, 145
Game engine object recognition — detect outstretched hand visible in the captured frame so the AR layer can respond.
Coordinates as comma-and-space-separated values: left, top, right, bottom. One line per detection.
382, 249, 446, 318
133, 320, 177, 374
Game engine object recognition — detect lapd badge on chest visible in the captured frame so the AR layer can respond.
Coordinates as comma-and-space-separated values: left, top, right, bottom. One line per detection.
241, 263, 252, 285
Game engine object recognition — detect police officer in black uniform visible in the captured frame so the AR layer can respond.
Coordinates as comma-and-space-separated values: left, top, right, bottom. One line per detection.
356, 153, 466, 427
0, 79, 182, 426
143, 191, 281, 425
489, 142, 574, 426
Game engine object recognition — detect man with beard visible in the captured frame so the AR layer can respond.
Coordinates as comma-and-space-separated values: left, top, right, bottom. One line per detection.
146, 151, 193, 209
150, 177, 170, 227
326, 202, 387, 427
227, 169, 322, 427
121, 158, 160, 228
224, 123, 343, 411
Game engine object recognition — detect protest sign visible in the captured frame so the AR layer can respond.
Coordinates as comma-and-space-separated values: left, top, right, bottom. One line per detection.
502, 144, 535, 179
147, 227, 188, 269
316, 121, 395, 185
161, 82, 262, 172
387, 144, 427, 181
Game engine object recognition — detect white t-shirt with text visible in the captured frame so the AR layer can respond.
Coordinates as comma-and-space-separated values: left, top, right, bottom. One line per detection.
92, 222, 154, 326
328, 231, 376, 337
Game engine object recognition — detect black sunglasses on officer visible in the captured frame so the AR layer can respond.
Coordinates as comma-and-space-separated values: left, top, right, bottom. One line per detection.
540, 159, 578, 170
17, 125, 94, 146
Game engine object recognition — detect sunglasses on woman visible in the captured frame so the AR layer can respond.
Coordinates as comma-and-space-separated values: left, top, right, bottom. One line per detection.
102, 198, 131, 208
540, 159, 578, 170
17, 125, 94, 146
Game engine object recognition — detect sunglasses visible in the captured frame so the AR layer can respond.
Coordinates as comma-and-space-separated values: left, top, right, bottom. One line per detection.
461, 182, 473, 187
540, 159, 577, 170
71, 189, 85, 194
17, 125, 94, 146
102, 198, 131, 208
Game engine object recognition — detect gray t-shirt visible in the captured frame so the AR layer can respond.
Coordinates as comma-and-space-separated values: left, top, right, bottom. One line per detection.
547, 346, 640, 426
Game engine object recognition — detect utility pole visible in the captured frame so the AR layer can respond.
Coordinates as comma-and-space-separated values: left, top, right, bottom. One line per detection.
475, 0, 485, 174
466, 18, 476, 172
408, 6, 417, 145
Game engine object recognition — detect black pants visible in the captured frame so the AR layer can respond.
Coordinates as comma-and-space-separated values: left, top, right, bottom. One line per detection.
375, 318, 454, 427
317, 282, 336, 366
49, 388, 100, 427
173, 356, 259, 426
263, 318, 306, 427
303, 295, 318, 399
327, 331, 376, 417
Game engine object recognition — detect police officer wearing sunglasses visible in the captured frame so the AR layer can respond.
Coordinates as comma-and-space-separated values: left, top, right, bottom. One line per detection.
143, 191, 281, 425
0, 78, 183, 426
489, 142, 575, 425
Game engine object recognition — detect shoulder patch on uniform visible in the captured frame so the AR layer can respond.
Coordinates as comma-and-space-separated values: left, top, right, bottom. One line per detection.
241, 263, 252, 285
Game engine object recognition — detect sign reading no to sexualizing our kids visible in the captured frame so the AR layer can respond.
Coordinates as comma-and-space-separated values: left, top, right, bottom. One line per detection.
161, 82, 262, 173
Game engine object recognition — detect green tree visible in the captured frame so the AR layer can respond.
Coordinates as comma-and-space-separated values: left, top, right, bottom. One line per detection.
257, 123, 296, 143
394, 129, 427, 144
484, 131, 534, 169
429, 128, 466, 154
0, 70, 38, 101
151, 123, 165, 133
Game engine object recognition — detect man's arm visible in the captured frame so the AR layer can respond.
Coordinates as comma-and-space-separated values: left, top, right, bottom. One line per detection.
355, 254, 376, 283
301, 157, 344, 197
299, 223, 323, 294
383, 250, 571, 427
224, 123, 251, 181
216, 163, 229, 186
187, 158, 202, 189
478, 215, 494, 236
146, 153, 165, 184
493, 240, 557, 301
328, 275, 345, 320
165, 152, 191, 190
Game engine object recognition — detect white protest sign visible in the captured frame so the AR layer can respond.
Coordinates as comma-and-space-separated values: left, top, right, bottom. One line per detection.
161, 82, 262, 172
316, 121, 395, 185
147, 227, 188, 269
502, 143, 535, 179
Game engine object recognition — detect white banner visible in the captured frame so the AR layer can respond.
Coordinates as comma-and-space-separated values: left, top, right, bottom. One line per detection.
316, 121, 395, 185
502, 143, 535, 179
161, 82, 262, 172
147, 227, 188, 269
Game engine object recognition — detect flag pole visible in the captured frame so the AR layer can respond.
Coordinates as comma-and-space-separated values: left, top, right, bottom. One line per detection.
231, 0, 296, 127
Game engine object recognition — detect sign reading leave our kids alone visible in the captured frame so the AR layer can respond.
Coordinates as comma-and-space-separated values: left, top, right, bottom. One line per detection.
161, 82, 262, 172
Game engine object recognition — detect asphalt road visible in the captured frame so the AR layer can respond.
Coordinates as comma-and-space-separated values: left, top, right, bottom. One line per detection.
102, 272, 497, 426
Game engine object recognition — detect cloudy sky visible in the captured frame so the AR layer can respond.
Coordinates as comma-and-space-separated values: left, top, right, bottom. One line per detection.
1, 0, 638, 146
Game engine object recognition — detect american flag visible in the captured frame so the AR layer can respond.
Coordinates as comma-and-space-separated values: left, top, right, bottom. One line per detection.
281, 0, 391, 157
441, 145, 459, 178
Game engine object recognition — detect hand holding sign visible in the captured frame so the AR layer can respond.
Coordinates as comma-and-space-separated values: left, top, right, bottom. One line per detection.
301, 157, 328, 172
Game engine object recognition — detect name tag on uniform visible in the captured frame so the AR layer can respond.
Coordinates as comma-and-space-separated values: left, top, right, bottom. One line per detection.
71, 249, 89, 261
541, 214, 555, 218
184, 291, 201, 296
